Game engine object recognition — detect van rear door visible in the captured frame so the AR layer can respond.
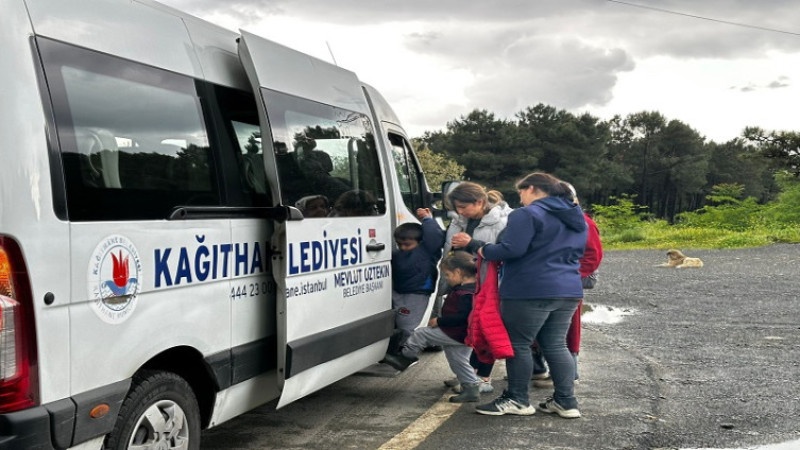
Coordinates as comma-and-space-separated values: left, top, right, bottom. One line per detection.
238, 31, 394, 407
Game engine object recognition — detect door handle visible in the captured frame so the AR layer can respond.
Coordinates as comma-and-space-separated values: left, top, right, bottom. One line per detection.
366, 242, 386, 252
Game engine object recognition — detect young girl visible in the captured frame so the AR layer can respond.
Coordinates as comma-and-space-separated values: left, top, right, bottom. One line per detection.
382, 251, 483, 403
436, 182, 508, 391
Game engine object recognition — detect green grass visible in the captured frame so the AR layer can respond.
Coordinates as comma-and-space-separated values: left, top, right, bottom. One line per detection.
602, 223, 800, 250
593, 181, 800, 250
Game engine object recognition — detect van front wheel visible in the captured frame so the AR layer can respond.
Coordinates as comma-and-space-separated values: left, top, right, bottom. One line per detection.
105, 370, 201, 450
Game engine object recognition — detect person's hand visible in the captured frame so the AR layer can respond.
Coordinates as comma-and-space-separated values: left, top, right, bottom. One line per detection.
428, 317, 438, 327
450, 232, 472, 249
477, 246, 485, 258
416, 208, 432, 220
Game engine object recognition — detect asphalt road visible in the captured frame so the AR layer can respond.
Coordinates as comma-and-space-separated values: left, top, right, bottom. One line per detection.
201, 244, 800, 450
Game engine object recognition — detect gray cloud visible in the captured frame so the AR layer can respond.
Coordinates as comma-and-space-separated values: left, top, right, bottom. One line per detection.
737, 84, 756, 92
158, 0, 800, 71
403, 23, 634, 113
157, 0, 800, 137
162, 0, 800, 56
731, 76, 791, 93
767, 76, 790, 89
159, 0, 579, 24
470, 40, 634, 112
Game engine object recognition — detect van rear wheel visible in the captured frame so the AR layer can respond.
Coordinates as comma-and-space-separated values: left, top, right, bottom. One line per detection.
105, 370, 201, 450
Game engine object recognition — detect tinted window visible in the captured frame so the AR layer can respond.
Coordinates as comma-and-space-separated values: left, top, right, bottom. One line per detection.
39, 38, 219, 221
389, 133, 424, 211
263, 90, 385, 218
210, 84, 271, 207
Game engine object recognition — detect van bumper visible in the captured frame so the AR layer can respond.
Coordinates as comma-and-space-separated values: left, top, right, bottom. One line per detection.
0, 378, 130, 449
0, 406, 52, 449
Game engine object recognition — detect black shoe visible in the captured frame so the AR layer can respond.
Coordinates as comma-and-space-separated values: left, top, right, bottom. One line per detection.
388, 329, 411, 355
424, 345, 443, 352
381, 353, 418, 371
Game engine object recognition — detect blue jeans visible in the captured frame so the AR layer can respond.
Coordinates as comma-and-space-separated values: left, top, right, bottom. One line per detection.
533, 346, 579, 380
502, 298, 580, 409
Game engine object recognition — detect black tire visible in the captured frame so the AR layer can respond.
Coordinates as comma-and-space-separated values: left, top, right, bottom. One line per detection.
104, 370, 201, 450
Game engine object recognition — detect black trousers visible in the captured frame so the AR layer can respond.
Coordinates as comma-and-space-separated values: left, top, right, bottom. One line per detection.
470, 351, 494, 378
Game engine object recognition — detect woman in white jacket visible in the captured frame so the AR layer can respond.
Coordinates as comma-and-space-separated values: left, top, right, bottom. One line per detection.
436, 182, 509, 393
441, 185, 509, 257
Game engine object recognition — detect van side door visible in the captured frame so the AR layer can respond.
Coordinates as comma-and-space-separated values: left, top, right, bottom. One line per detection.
238, 31, 394, 407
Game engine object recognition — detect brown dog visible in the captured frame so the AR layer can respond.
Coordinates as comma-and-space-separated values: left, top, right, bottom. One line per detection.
657, 249, 704, 268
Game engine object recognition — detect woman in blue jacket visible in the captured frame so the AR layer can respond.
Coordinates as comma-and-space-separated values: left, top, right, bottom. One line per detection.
476, 172, 587, 418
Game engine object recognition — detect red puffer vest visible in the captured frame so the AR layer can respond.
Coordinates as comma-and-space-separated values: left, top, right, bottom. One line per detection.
465, 257, 513, 363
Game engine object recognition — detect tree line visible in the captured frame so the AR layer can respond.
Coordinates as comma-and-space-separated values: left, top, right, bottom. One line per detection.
414, 104, 800, 222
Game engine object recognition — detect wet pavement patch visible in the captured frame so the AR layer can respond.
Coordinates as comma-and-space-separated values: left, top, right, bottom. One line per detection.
581, 303, 635, 324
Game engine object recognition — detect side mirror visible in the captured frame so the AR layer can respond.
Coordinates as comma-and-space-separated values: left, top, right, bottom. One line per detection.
431, 180, 461, 221
441, 180, 461, 211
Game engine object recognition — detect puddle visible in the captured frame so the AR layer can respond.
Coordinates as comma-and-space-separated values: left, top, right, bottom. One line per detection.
581, 303, 635, 324
683, 439, 800, 450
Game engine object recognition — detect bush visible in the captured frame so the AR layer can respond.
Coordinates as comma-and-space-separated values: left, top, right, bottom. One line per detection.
595, 176, 800, 251
592, 194, 651, 233
675, 198, 762, 232
761, 174, 800, 226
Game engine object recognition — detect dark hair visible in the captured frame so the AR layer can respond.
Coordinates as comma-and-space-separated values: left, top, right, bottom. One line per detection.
394, 222, 423, 241
515, 172, 569, 198
440, 251, 477, 276
333, 189, 377, 216
446, 182, 489, 211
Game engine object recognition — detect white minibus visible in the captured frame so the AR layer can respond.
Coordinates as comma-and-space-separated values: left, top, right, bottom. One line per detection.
0, 0, 436, 448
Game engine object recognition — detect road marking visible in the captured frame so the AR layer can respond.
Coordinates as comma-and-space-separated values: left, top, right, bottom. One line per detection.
378, 392, 462, 450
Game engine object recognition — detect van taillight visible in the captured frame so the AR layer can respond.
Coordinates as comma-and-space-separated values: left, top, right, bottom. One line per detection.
0, 238, 38, 413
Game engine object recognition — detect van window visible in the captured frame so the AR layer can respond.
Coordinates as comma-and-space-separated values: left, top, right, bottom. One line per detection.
210, 84, 272, 207
38, 38, 220, 221
389, 133, 424, 211
262, 90, 385, 218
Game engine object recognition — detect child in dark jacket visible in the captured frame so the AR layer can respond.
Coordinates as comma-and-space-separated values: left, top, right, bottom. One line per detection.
391, 208, 445, 339
383, 251, 484, 403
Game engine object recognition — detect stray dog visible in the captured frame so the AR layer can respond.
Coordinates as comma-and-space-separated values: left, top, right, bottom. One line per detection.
657, 249, 703, 268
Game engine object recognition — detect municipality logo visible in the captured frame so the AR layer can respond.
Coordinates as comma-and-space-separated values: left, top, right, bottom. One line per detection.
88, 235, 142, 324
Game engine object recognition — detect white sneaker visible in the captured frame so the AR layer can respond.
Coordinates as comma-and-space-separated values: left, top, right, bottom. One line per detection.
537, 397, 581, 419
475, 393, 536, 416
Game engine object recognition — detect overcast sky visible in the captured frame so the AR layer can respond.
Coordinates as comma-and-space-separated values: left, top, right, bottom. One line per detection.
158, 0, 800, 142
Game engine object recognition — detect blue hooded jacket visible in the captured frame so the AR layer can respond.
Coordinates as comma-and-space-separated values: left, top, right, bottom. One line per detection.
392, 217, 445, 294
481, 196, 587, 299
